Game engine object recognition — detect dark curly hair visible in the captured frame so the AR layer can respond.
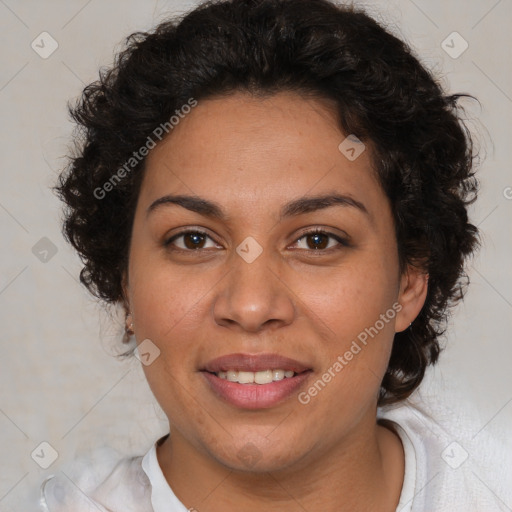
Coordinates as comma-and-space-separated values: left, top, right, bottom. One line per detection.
55, 0, 479, 405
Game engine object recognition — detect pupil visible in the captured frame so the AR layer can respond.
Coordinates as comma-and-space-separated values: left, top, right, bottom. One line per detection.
309, 233, 326, 249
185, 233, 204, 249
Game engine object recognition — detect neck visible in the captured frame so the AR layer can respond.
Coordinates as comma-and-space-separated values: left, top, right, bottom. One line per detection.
157, 410, 404, 512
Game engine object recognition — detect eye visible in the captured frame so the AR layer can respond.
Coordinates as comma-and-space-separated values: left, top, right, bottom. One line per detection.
292, 229, 349, 252
164, 228, 349, 253
164, 229, 220, 251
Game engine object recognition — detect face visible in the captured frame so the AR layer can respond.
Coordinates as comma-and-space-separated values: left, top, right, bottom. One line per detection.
125, 91, 425, 473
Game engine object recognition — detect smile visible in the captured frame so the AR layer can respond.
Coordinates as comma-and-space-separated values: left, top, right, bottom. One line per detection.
214, 369, 296, 384
200, 352, 313, 409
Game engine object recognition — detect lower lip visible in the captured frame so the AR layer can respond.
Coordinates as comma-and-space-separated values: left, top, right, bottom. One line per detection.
201, 371, 312, 410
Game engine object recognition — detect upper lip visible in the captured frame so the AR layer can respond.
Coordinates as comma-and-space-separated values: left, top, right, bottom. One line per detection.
202, 353, 311, 373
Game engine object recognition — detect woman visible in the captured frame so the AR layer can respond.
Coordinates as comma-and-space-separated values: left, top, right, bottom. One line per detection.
40, 0, 507, 510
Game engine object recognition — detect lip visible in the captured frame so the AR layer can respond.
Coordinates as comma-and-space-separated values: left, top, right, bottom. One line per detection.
201, 352, 311, 373
200, 353, 313, 410
201, 370, 312, 410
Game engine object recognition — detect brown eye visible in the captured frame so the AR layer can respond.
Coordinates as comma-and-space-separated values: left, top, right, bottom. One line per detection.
305, 232, 329, 250
293, 229, 349, 252
165, 230, 218, 251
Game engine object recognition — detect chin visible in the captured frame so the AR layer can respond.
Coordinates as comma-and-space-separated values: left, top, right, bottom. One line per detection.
210, 439, 308, 474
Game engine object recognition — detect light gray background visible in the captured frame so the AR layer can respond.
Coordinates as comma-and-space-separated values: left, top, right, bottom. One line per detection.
1, 0, 511, 509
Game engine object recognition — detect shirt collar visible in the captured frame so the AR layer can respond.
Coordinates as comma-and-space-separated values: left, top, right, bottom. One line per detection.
141, 434, 190, 512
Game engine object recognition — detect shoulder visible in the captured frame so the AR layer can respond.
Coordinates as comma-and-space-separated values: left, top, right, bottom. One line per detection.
40, 448, 153, 512
378, 389, 512, 511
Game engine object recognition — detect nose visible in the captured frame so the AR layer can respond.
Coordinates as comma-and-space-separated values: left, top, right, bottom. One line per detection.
212, 246, 295, 333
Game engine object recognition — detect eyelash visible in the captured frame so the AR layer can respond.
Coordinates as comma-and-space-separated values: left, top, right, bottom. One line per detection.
164, 228, 349, 254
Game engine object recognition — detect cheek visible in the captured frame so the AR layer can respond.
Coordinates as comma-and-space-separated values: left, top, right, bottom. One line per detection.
129, 250, 213, 340
130, 260, 211, 417
292, 267, 398, 434
289, 255, 399, 394
297, 254, 399, 339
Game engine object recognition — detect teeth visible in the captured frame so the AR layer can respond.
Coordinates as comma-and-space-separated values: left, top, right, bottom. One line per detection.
255, 370, 272, 384
238, 371, 255, 384
273, 369, 285, 381
215, 369, 297, 384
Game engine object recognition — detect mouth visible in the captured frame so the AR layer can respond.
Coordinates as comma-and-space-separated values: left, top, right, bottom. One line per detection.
200, 353, 313, 409
211, 368, 298, 384
202, 352, 311, 374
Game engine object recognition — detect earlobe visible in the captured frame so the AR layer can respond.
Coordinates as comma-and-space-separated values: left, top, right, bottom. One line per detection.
395, 265, 429, 333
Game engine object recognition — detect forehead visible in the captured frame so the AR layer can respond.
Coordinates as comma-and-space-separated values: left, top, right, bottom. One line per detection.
140, 91, 383, 217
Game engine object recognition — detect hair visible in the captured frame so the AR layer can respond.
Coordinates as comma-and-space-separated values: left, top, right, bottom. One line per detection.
55, 0, 480, 405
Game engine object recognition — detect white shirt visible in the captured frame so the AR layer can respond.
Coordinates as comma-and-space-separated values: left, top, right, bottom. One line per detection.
39, 395, 512, 511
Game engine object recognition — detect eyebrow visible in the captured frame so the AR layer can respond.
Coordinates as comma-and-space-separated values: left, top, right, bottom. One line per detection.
147, 192, 369, 221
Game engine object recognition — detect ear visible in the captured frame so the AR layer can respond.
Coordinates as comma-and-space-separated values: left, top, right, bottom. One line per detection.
395, 264, 429, 332
120, 271, 131, 314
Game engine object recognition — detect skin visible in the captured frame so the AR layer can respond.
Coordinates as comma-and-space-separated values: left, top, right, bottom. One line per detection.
124, 91, 428, 511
